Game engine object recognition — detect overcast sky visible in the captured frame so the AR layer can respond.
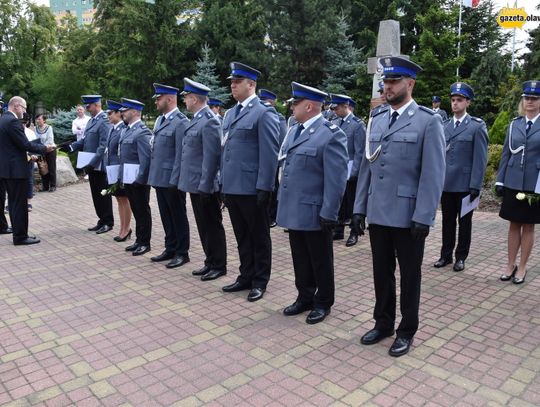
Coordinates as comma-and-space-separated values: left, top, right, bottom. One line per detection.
30, 0, 539, 57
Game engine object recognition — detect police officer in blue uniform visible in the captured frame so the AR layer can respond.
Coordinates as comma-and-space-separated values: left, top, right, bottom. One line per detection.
62, 95, 113, 234
148, 83, 191, 268
278, 82, 348, 324
103, 100, 132, 243
352, 56, 445, 357
118, 98, 153, 256
258, 88, 288, 228
432, 96, 448, 120
371, 81, 387, 117
330, 94, 366, 246
208, 98, 225, 122
434, 83, 488, 272
496, 80, 540, 285
220, 62, 280, 302
178, 78, 227, 281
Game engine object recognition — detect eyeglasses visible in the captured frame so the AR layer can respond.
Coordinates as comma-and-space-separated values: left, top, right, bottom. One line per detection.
16, 104, 27, 110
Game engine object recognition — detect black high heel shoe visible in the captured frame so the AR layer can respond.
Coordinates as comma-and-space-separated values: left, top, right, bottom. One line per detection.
512, 270, 527, 285
500, 265, 517, 281
114, 229, 132, 242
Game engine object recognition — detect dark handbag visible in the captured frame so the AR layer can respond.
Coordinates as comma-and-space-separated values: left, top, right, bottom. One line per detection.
37, 157, 49, 176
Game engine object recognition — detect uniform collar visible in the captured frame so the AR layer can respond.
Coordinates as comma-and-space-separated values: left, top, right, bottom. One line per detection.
237, 93, 258, 109
299, 113, 323, 131
526, 113, 540, 125
128, 119, 141, 129
453, 112, 468, 126
389, 99, 414, 118
192, 105, 207, 118
163, 107, 179, 120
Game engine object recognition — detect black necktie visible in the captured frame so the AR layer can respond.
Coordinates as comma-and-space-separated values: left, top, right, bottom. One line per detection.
455, 120, 460, 129
157, 115, 165, 128
293, 124, 304, 142
339, 118, 345, 127
389, 111, 399, 128
526, 120, 533, 134
234, 104, 243, 118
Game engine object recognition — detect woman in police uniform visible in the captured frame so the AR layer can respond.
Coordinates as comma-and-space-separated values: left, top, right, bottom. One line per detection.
496, 81, 540, 284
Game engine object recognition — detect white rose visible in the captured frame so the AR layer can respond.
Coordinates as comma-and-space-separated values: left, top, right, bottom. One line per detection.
100, 189, 107, 196
516, 192, 526, 201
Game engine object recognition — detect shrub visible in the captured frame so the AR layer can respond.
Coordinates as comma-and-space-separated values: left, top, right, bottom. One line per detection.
51, 108, 77, 144
489, 111, 511, 145
484, 144, 503, 187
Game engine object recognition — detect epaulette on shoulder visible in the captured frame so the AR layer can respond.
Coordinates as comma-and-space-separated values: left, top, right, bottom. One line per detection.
511, 116, 522, 122
418, 105, 435, 115
352, 116, 362, 123
324, 121, 340, 132
176, 111, 187, 119
205, 111, 214, 119
371, 106, 388, 117
260, 100, 273, 108
470, 116, 484, 123
443, 118, 452, 124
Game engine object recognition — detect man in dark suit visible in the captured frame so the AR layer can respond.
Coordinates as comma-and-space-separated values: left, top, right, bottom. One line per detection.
220, 62, 280, 302
353, 57, 446, 357
178, 78, 226, 281
148, 83, 191, 268
61, 95, 113, 234
0, 96, 53, 245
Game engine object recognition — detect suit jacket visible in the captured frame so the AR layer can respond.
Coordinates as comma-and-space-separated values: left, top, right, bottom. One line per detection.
220, 96, 280, 194
277, 116, 348, 230
354, 101, 446, 228
149, 109, 189, 188
0, 112, 46, 179
435, 109, 448, 121
104, 123, 127, 166
333, 114, 366, 177
497, 116, 540, 192
443, 114, 488, 192
178, 106, 222, 194
70, 111, 111, 171
118, 121, 152, 185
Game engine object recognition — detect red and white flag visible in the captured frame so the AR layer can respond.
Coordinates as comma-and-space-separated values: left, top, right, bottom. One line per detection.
463, 0, 481, 7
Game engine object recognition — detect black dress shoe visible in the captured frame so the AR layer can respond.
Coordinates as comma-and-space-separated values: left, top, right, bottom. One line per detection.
512, 270, 527, 285
96, 225, 113, 234
125, 243, 140, 252
133, 245, 150, 256
247, 288, 265, 302
389, 337, 413, 357
88, 224, 101, 231
283, 301, 312, 316
166, 255, 190, 269
269, 220, 277, 228
113, 229, 132, 242
201, 269, 226, 281
0, 227, 12, 234
150, 251, 175, 262
345, 233, 358, 247
433, 258, 452, 268
306, 308, 330, 324
453, 259, 465, 272
192, 265, 211, 276
48, 187, 56, 192
360, 329, 395, 345
14, 237, 41, 246
222, 281, 250, 292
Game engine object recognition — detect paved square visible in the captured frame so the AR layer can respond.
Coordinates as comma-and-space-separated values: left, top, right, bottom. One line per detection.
0, 182, 538, 406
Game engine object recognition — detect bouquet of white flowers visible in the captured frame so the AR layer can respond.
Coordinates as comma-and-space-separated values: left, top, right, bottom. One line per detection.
515, 192, 540, 206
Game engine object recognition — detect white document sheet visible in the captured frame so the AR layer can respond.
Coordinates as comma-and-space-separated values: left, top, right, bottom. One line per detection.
76, 152, 100, 170
106, 165, 120, 184
347, 160, 354, 180
460, 195, 480, 218
122, 163, 140, 184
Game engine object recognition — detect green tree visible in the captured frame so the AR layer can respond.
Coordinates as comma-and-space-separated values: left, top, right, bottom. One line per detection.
192, 43, 230, 103
523, 25, 540, 80
322, 14, 364, 95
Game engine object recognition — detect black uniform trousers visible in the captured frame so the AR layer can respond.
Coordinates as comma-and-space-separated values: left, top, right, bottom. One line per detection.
155, 187, 189, 256
225, 194, 271, 289
2, 178, 30, 243
336, 178, 357, 233
440, 191, 473, 262
191, 192, 226, 270
369, 224, 425, 339
41, 150, 57, 190
288, 229, 334, 309
125, 184, 151, 246
88, 170, 114, 227
0, 180, 8, 231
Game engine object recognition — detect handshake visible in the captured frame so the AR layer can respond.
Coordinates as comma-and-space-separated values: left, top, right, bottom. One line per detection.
45, 145, 56, 153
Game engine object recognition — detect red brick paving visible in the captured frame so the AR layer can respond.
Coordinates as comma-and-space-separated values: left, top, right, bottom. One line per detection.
0, 181, 539, 406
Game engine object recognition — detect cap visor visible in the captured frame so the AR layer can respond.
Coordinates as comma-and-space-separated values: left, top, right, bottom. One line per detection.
522, 93, 540, 98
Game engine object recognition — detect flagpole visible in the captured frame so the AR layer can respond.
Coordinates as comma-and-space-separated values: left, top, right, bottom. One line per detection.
511, 1, 517, 72
456, 0, 463, 78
